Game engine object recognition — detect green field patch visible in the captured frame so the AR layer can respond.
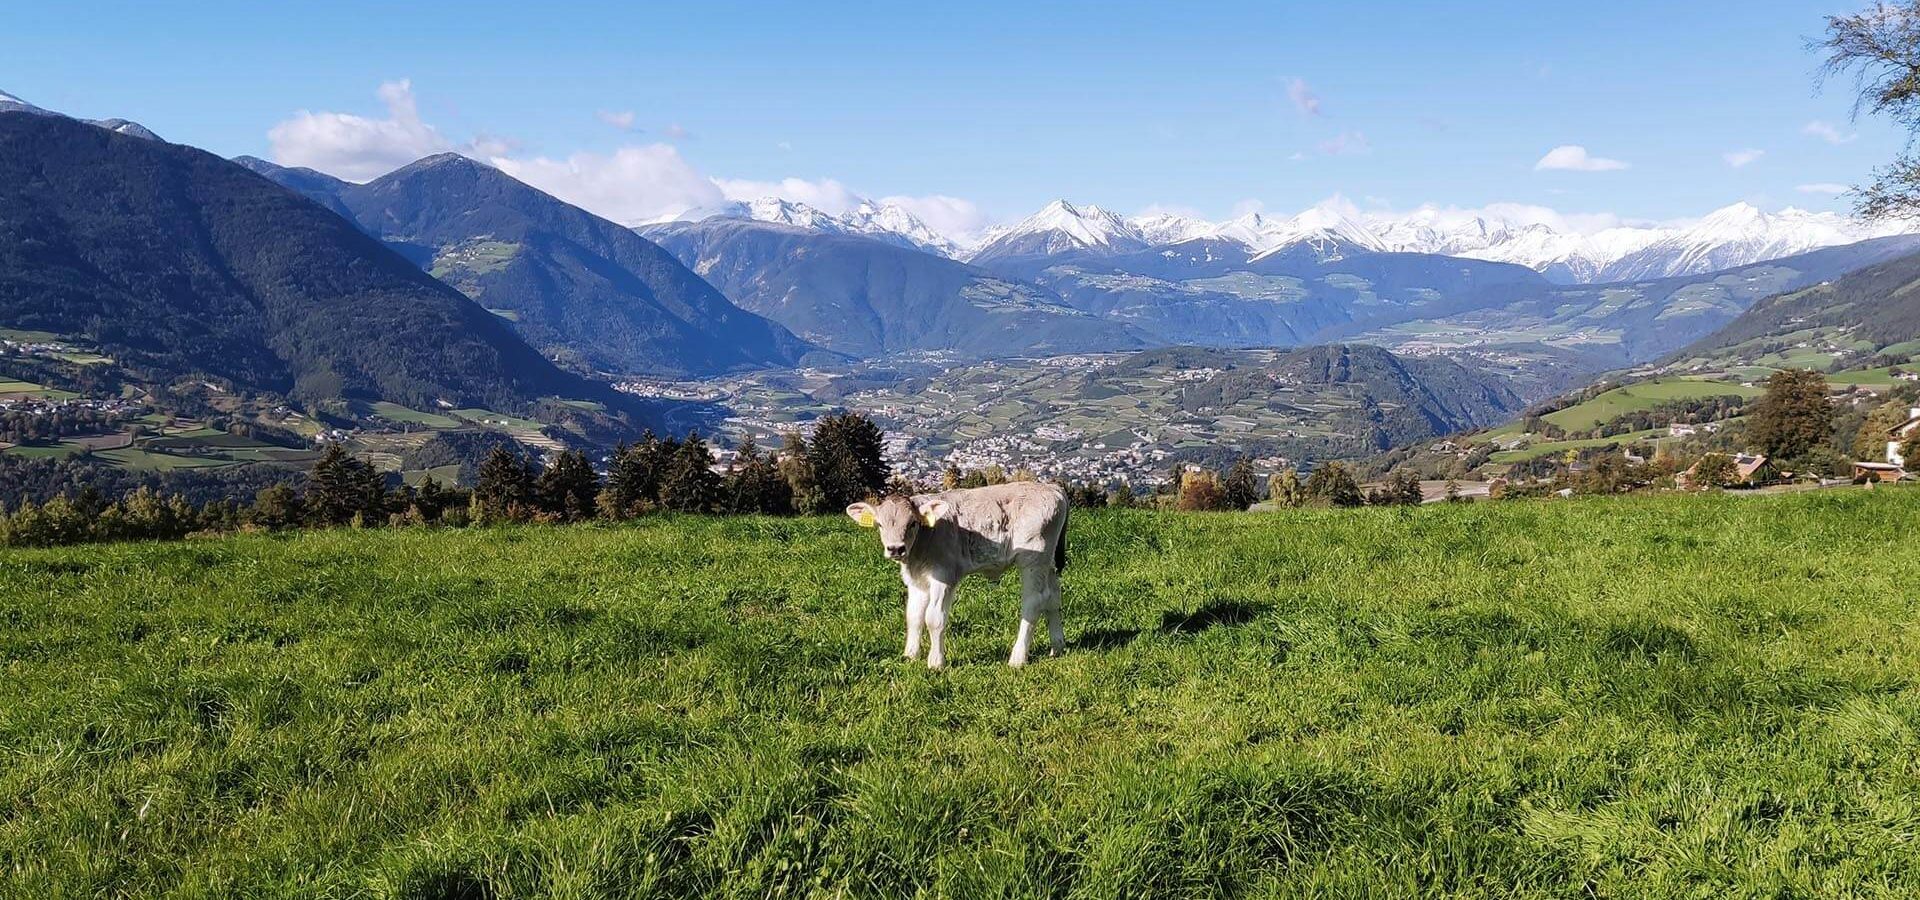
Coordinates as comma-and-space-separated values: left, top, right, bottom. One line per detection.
0, 328, 65, 342
94, 448, 235, 470
6, 492, 1920, 893
145, 432, 273, 451
3, 441, 87, 459
403, 464, 465, 486
1488, 429, 1664, 463
1541, 378, 1760, 432
450, 408, 543, 431
1183, 273, 1308, 302
370, 401, 462, 429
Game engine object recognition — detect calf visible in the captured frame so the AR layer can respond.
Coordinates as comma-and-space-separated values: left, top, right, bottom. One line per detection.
847, 482, 1070, 669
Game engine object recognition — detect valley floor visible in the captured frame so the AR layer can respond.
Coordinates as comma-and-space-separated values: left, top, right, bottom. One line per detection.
5, 491, 1920, 896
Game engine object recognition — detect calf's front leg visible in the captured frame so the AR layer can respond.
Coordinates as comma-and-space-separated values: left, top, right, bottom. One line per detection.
903, 582, 928, 660
923, 579, 953, 670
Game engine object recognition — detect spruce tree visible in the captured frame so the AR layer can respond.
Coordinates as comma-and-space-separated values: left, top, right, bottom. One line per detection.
806, 413, 890, 512
659, 431, 721, 513
304, 444, 387, 527
1222, 457, 1259, 510
474, 446, 535, 523
726, 435, 793, 515
778, 431, 823, 515
536, 449, 600, 522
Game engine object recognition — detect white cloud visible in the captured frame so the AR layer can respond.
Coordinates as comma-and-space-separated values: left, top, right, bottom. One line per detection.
492, 145, 727, 225
1318, 130, 1369, 156
877, 194, 990, 241
1380, 200, 1637, 235
713, 176, 863, 214
1802, 120, 1858, 145
1285, 77, 1321, 116
266, 83, 991, 242
1796, 182, 1850, 195
1229, 198, 1267, 218
267, 79, 454, 182
1534, 144, 1629, 172
1722, 148, 1764, 168
663, 123, 691, 141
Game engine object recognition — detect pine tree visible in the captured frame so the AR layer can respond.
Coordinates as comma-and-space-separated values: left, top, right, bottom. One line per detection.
806, 413, 891, 511
474, 446, 535, 523
778, 431, 823, 515
536, 449, 601, 522
600, 441, 648, 519
250, 484, 304, 529
659, 430, 721, 513
725, 435, 793, 515
304, 444, 387, 527
1222, 457, 1259, 510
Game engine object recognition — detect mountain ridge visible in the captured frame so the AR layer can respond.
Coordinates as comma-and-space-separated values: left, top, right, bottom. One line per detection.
0, 111, 629, 417
242, 153, 818, 377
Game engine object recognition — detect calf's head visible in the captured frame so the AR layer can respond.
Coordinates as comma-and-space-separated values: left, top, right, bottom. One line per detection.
847, 494, 950, 561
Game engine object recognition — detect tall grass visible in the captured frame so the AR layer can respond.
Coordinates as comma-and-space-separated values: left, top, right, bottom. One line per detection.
4, 489, 1920, 896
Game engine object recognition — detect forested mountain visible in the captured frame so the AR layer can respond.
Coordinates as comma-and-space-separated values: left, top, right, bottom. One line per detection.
642, 218, 1148, 358
991, 239, 1551, 348
1353, 235, 1920, 371
0, 111, 623, 414
241, 153, 817, 376
1679, 246, 1920, 362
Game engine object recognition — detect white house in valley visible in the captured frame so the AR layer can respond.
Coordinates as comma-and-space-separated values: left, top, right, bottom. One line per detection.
1891, 407, 1920, 468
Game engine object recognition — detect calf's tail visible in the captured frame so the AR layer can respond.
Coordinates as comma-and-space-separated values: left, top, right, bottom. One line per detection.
1054, 502, 1069, 573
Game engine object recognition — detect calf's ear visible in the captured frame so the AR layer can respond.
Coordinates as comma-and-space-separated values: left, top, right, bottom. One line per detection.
845, 502, 878, 528
919, 499, 951, 528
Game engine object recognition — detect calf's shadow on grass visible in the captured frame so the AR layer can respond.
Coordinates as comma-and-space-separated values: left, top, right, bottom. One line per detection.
1071, 599, 1272, 651
1158, 599, 1268, 636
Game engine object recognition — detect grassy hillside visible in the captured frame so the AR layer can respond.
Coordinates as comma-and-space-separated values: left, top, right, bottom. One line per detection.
1485, 376, 1762, 436
6, 491, 1920, 895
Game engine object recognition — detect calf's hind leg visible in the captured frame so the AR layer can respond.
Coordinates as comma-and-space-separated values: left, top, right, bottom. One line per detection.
1043, 569, 1065, 657
1013, 566, 1054, 667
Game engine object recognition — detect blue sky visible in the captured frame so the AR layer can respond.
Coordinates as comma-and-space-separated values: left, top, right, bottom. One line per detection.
7, 0, 1910, 235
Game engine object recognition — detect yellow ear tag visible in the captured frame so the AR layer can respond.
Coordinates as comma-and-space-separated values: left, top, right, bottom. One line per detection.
856, 510, 877, 527
921, 512, 940, 528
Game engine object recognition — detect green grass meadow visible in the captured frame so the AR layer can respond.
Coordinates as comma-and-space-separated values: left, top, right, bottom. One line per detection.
5, 490, 1920, 896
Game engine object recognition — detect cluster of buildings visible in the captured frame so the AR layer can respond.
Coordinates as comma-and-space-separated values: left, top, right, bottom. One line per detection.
0, 394, 138, 416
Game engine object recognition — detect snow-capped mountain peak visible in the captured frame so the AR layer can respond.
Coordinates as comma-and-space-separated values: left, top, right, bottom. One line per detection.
0, 89, 48, 115
666, 195, 960, 256
1013, 200, 1141, 248
840, 200, 960, 256
0, 88, 162, 141
1129, 211, 1216, 246
963, 199, 1151, 261
744, 197, 838, 230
